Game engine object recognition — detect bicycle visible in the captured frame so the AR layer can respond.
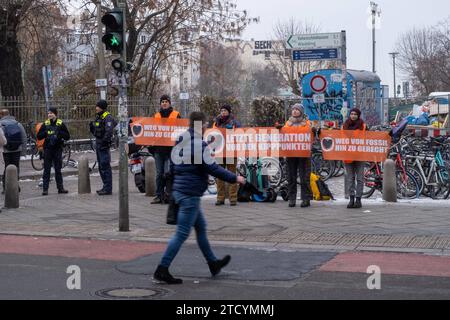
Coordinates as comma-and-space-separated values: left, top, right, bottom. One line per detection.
363, 161, 420, 199
404, 137, 450, 200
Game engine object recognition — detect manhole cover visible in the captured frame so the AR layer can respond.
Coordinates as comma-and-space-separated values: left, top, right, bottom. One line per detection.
95, 287, 168, 300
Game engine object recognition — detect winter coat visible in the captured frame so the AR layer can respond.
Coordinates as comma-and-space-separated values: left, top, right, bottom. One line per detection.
0, 116, 27, 154
171, 128, 237, 196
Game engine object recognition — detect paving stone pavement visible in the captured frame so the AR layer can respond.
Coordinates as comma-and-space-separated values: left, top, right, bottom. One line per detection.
1, 170, 450, 255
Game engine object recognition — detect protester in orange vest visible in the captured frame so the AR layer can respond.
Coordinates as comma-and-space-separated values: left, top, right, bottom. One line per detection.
342, 108, 366, 209
151, 95, 181, 204
284, 104, 313, 208
213, 104, 241, 206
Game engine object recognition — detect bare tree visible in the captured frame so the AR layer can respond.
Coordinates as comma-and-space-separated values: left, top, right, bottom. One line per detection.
74, 0, 254, 97
0, 0, 67, 96
396, 18, 450, 96
198, 41, 244, 98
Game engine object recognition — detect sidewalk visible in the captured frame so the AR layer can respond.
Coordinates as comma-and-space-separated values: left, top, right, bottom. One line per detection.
17, 150, 120, 181
1, 171, 450, 255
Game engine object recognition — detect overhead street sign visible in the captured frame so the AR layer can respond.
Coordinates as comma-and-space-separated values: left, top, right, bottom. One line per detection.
293, 48, 339, 61
287, 32, 342, 49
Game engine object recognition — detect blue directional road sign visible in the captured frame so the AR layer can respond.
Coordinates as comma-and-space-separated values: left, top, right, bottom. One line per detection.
292, 48, 339, 61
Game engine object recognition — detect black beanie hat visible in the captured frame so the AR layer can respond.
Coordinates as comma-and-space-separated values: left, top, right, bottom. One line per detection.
160, 94, 171, 104
96, 100, 108, 110
221, 104, 232, 113
48, 107, 58, 116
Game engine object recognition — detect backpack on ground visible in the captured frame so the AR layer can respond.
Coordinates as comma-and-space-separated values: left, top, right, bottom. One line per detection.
310, 173, 333, 201
2, 122, 23, 151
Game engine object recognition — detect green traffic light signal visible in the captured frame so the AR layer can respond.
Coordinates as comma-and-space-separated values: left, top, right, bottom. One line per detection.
101, 9, 124, 54
110, 36, 119, 46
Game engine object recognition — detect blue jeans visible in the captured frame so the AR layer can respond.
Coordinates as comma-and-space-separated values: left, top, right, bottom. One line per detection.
160, 191, 217, 267
155, 152, 170, 198
96, 145, 112, 193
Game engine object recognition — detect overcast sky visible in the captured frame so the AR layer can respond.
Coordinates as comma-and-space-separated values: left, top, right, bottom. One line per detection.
237, 0, 450, 95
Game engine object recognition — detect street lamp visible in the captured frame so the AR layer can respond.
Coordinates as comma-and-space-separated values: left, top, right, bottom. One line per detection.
389, 52, 399, 99
370, 2, 381, 74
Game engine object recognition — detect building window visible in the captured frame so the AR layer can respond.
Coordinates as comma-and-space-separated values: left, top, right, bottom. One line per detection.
66, 53, 74, 62
67, 34, 75, 44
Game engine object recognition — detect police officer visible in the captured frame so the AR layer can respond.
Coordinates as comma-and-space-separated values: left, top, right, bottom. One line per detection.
37, 107, 70, 196
89, 100, 116, 196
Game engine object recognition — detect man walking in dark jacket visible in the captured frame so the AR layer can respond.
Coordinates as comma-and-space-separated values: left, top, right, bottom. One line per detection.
37, 107, 70, 195
153, 112, 246, 284
89, 100, 116, 196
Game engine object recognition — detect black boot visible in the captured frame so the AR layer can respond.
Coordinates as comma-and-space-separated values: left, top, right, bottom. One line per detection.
289, 199, 296, 208
300, 200, 311, 208
347, 196, 355, 209
354, 197, 362, 208
153, 265, 183, 284
208, 255, 231, 276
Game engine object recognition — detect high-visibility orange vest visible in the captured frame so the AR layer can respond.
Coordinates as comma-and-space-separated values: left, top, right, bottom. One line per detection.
342, 124, 367, 164
155, 110, 180, 119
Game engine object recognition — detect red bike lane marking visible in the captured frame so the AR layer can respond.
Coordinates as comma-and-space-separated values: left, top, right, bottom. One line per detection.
320, 251, 450, 278
0, 235, 166, 261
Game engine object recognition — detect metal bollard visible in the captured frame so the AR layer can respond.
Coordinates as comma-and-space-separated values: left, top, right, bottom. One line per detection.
145, 156, 156, 197
78, 156, 91, 194
382, 159, 397, 202
5, 165, 19, 208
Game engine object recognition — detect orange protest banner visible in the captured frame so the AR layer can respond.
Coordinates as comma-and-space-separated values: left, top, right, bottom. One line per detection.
131, 117, 189, 146
204, 127, 312, 158
320, 130, 391, 162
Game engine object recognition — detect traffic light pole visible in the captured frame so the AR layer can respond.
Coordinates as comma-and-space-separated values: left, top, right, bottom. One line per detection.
118, 3, 129, 232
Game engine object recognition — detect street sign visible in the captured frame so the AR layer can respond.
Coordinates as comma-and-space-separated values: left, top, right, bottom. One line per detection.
310, 75, 328, 93
293, 48, 339, 61
95, 78, 108, 87
180, 92, 189, 100
313, 94, 325, 104
287, 32, 342, 49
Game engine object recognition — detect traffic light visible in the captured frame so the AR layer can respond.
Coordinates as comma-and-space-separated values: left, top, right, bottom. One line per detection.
101, 8, 124, 54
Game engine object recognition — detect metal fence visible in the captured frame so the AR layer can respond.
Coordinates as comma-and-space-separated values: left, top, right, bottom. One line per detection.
0, 96, 201, 140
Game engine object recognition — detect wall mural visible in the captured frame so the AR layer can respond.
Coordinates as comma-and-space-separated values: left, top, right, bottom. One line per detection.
301, 69, 382, 127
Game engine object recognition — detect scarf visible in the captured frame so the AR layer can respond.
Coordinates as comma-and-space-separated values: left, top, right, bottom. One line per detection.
215, 114, 234, 128
159, 106, 174, 118
343, 118, 365, 130
287, 114, 308, 127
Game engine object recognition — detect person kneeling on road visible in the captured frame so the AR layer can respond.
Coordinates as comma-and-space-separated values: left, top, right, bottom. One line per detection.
37, 107, 70, 196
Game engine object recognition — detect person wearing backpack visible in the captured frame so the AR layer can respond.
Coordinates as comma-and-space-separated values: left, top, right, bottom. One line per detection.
0, 109, 27, 193
37, 107, 70, 196
342, 108, 366, 209
89, 100, 116, 196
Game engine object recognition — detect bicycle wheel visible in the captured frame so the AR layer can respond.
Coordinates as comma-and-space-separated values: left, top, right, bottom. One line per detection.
405, 167, 424, 196
333, 160, 345, 177
395, 170, 420, 199
61, 143, 72, 169
362, 163, 378, 198
260, 157, 282, 187
312, 153, 335, 181
31, 149, 44, 171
